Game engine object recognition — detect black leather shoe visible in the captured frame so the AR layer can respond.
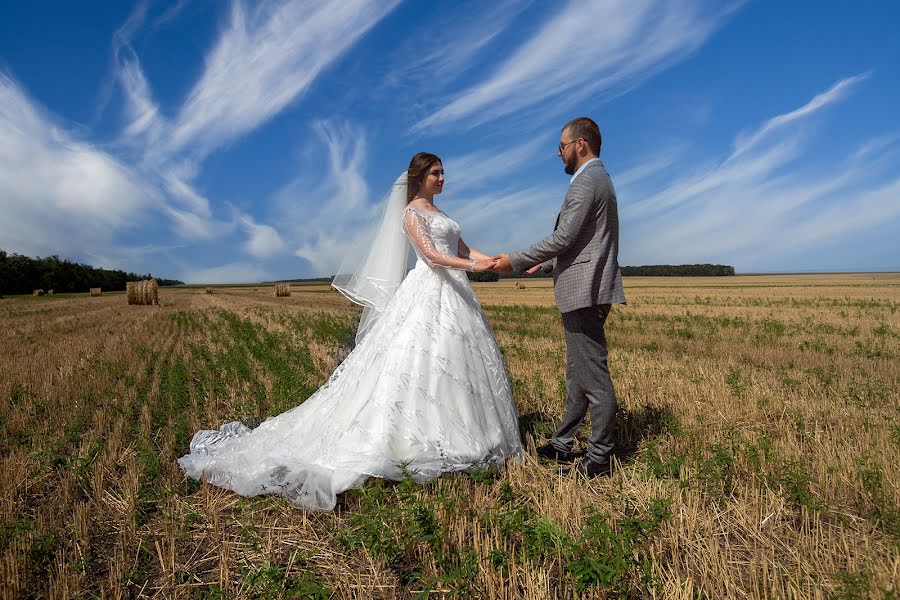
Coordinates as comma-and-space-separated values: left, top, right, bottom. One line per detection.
576, 458, 614, 478
536, 443, 577, 463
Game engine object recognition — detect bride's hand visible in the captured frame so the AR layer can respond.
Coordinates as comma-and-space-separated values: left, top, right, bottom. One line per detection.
472, 258, 498, 272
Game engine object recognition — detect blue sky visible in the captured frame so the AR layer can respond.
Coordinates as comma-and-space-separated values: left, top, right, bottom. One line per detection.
1, 1, 898, 282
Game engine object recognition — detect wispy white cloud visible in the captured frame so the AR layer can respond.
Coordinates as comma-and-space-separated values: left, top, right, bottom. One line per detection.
105, 0, 400, 249
384, 0, 530, 92
160, 167, 212, 217
115, 0, 400, 163
786, 176, 900, 246
109, 1, 221, 243
613, 145, 684, 189
0, 75, 155, 259
153, 0, 193, 28
617, 74, 900, 271
623, 163, 900, 272
82, 242, 189, 275
452, 184, 565, 254
622, 73, 872, 220
112, 1, 165, 146
625, 140, 800, 218
413, 0, 737, 133
117, 54, 162, 141
179, 261, 273, 284
848, 132, 900, 164
271, 120, 375, 275
730, 73, 870, 159
442, 135, 552, 197
239, 214, 286, 259
164, 0, 399, 161
6, 1, 894, 280
161, 205, 223, 241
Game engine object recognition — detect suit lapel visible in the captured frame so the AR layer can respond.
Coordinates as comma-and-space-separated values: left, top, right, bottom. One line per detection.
554, 160, 602, 231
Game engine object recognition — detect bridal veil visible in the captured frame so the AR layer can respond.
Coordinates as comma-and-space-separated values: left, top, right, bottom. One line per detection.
332, 172, 411, 342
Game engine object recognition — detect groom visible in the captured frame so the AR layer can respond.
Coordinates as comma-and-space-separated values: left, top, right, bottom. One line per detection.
492, 117, 625, 477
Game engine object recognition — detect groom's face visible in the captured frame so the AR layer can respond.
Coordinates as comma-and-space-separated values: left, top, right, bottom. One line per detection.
559, 129, 579, 175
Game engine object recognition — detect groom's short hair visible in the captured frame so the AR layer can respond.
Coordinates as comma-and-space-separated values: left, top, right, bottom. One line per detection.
563, 117, 601, 156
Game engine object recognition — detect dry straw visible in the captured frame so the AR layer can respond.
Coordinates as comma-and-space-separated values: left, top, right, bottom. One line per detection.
274, 283, 291, 297
89, 288, 102, 297
1, 274, 898, 597
126, 280, 159, 305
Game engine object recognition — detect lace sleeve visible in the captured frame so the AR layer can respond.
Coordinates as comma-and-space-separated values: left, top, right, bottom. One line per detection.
403, 209, 477, 271
458, 238, 492, 262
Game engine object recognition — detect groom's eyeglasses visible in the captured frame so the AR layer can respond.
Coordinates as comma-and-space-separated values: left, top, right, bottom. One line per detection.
558, 138, 581, 154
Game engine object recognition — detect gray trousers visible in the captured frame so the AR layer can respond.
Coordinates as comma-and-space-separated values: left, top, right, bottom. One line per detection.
550, 304, 617, 463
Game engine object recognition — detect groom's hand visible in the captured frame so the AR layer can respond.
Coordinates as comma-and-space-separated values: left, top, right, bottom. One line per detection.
492, 253, 514, 274
472, 258, 498, 272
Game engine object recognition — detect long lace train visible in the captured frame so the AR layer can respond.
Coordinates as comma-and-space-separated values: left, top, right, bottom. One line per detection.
178, 208, 523, 510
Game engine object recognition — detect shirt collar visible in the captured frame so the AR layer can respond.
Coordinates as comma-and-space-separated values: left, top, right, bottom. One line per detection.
570, 157, 600, 184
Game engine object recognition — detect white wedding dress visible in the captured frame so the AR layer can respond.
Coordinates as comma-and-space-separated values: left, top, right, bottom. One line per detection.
178, 206, 523, 510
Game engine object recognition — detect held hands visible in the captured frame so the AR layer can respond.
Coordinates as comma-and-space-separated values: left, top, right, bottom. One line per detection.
484, 253, 539, 275
472, 258, 499, 272
491, 253, 515, 274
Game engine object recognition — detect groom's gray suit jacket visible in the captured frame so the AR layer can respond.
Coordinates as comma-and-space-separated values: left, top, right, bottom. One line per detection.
509, 160, 625, 313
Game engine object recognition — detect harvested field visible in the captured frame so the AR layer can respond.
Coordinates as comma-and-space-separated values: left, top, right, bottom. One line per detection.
0, 275, 897, 598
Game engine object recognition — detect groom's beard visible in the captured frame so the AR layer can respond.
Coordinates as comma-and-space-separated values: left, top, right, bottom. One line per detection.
564, 154, 577, 175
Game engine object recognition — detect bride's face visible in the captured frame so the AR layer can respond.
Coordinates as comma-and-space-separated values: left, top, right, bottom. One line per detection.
421, 162, 445, 196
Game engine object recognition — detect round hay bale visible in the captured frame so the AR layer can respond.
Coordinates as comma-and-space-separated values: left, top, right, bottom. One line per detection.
90, 288, 102, 297
274, 283, 291, 297
33, 289, 45, 296
515, 281, 526, 289
127, 279, 159, 305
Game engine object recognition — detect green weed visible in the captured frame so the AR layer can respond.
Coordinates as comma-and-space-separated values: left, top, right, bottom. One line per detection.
725, 369, 745, 398
773, 458, 822, 513
640, 441, 685, 480
564, 498, 671, 594
240, 561, 330, 600
857, 455, 900, 536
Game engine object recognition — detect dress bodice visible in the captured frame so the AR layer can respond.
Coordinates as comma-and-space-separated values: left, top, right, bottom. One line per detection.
404, 206, 461, 263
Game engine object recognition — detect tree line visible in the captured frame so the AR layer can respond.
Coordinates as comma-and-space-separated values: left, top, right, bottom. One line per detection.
0, 250, 183, 295
620, 264, 735, 276
468, 263, 735, 282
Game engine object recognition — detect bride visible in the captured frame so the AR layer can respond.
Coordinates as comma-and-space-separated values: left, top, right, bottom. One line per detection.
178, 152, 524, 510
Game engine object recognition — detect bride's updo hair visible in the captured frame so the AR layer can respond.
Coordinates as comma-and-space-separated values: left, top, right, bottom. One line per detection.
407, 152, 442, 203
